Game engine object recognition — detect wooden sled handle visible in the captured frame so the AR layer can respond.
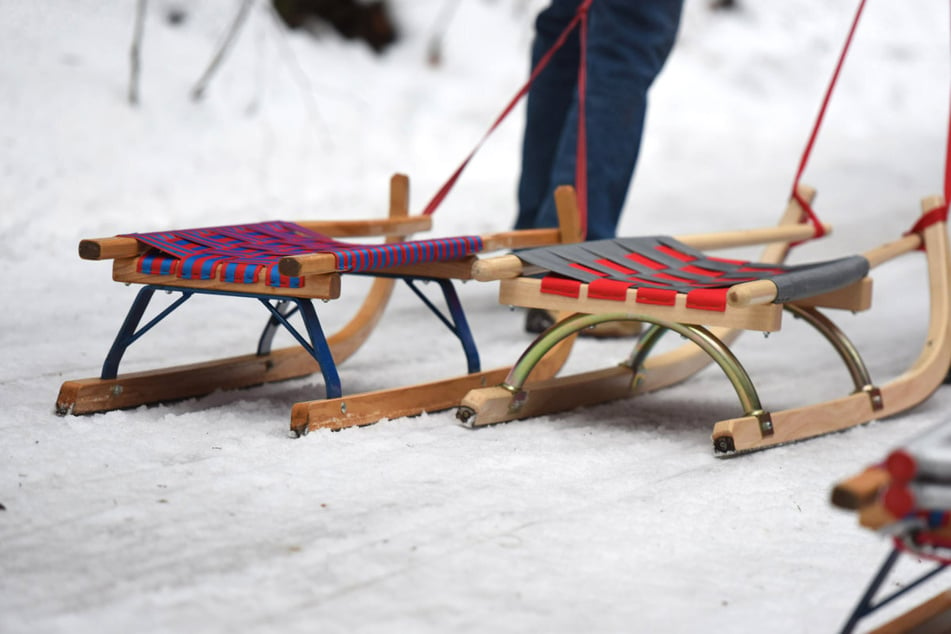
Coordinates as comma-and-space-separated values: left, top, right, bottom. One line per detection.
830, 466, 891, 510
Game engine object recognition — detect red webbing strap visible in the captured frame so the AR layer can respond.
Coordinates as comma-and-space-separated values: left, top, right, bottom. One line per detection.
906, 205, 949, 238
790, 0, 869, 243
575, 3, 589, 237
421, 0, 593, 239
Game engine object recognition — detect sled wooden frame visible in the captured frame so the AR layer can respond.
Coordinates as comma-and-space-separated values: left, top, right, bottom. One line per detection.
56, 173, 584, 435
833, 472, 951, 634
457, 187, 951, 455
831, 440, 951, 633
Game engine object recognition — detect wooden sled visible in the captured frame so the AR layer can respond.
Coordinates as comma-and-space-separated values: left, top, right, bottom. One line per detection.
56, 173, 583, 435
832, 421, 951, 633
457, 188, 951, 455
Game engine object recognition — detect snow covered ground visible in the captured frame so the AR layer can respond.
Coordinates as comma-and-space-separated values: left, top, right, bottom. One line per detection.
3, 0, 951, 631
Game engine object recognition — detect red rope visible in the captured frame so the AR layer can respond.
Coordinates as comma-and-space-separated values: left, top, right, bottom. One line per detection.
905, 205, 949, 239
575, 2, 590, 237
421, 0, 593, 238
790, 0, 869, 243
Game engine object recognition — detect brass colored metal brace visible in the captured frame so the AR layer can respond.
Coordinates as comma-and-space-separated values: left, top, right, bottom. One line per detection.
785, 304, 877, 397
502, 312, 767, 422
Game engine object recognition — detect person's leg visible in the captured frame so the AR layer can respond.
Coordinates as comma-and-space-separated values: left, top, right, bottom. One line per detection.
532, 0, 684, 240
514, 0, 582, 231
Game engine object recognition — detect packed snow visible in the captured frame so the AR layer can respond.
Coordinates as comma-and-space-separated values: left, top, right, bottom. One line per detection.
3, 1, 951, 632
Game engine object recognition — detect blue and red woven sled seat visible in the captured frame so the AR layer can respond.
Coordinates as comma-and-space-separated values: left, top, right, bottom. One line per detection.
124, 220, 485, 289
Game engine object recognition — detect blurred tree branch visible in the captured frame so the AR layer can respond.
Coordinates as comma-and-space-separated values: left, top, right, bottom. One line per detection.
128, 0, 148, 105
191, 0, 256, 101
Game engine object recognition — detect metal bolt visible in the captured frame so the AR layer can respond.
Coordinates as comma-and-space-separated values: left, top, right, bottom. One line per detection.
456, 407, 475, 425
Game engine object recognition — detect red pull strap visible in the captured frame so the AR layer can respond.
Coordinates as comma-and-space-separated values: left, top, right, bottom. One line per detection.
421, 0, 593, 237
906, 205, 949, 238
574, 1, 590, 237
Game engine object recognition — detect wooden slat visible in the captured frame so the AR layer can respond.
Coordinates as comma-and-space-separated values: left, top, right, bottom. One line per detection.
830, 466, 891, 510
792, 278, 873, 312
857, 502, 897, 530
677, 222, 832, 251
295, 215, 432, 238
291, 367, 512, 434
278, 253, 337, 277
480, 228, 563, 251
57, 346, 321, 415
79, 237, 145, 260
727, 280, 779, 307
499, 276, 784, 332
472, 254, 524, 281
864, 233, 922, 268
554, 185, 585, 243
365, 256, 478, 280
711, 392, 878, 454
459, 367, 636, 428
111, 257, 342, 300
869, 590, 951, 634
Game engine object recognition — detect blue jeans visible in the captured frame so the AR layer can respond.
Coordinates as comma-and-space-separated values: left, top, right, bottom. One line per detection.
515, 0, 683, 240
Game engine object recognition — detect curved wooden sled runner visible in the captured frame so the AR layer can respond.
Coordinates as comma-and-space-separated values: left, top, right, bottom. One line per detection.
458, 189, 951, 455
56, 174, 583, 435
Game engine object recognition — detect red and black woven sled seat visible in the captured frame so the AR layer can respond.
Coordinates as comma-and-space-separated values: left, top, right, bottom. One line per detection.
516, 235, 870, 313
